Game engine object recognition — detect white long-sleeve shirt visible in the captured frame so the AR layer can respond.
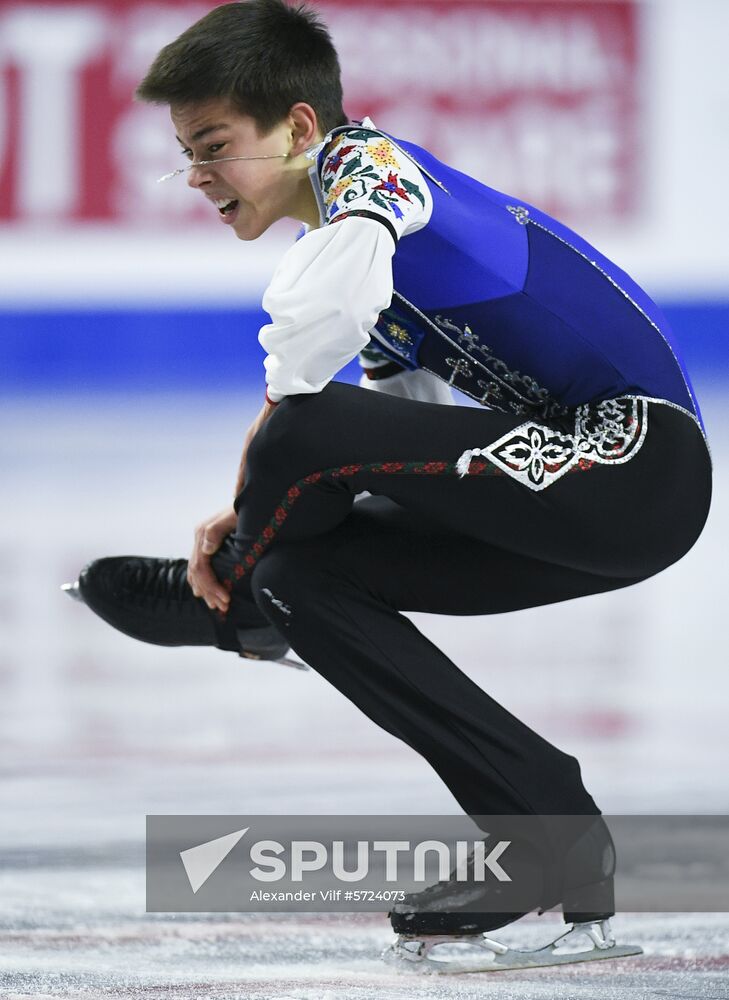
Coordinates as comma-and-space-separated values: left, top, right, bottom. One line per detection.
258, 121, 453, 407
259, 216, 395, 403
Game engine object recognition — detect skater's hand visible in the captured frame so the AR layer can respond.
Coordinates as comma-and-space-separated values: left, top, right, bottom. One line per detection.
188, 507, 238, 612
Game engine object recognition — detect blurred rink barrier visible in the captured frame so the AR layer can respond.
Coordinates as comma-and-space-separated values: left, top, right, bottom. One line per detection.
1, 0, 729, 821
0, 0, 727, 390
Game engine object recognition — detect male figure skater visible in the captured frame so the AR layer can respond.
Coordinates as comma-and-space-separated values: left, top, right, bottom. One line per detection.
64, 0, 712, 970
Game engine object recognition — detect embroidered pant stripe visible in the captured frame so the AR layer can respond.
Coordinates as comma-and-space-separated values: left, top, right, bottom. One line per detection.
225, 453, 600, 588
227, 382, 709, 592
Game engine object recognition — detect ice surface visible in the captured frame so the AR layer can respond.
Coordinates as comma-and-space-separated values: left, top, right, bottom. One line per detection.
1, 389, 728, 997
1, 908, 728, 998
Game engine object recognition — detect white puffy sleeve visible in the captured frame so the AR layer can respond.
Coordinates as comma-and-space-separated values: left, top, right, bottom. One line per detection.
259, 217, 395, 403
258, 128, 433, 405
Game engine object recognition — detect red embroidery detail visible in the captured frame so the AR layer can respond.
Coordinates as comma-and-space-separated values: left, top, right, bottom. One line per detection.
324, 144, 356, 173
332, 464, 363, 477
374, 171, 411, 202
412, 461, 449, 474
221, 445, 602, 591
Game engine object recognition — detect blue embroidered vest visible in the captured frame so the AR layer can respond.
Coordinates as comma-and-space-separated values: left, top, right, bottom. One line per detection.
316, 125, 705, 435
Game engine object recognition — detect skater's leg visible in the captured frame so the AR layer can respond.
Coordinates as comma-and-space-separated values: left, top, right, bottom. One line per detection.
73, 384, 710, 668
230, 383, 710, 820
228, 383, 711, 601
249, 497, 638, 921
249, 496, 646, 820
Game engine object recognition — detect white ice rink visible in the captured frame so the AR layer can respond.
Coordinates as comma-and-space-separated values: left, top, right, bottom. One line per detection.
1, 387, 728, 998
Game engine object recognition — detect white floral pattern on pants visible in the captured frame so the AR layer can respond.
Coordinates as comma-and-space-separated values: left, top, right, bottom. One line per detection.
456, 397, 649, 491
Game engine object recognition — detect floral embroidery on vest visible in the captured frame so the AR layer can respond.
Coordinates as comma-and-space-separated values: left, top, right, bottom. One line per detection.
321, 132, 426, 226
372, 301, 426, 368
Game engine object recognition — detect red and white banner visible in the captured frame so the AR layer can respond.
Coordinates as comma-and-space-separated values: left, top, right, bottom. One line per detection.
0, 0, 640, 227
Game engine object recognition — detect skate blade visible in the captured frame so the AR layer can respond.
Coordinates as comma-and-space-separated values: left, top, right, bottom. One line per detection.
383, 923, 643, 975
60, 581, 83, 602
277, 655, 309, 670
238, 650, 309, 671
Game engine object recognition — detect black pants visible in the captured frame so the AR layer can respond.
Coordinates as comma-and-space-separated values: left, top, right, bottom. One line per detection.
219, 383, 712, 819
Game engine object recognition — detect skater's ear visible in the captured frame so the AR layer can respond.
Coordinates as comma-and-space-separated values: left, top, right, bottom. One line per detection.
284, 103, 322, 159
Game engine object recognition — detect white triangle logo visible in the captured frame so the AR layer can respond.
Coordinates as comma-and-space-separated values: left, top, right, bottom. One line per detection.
180, 827, 249, 893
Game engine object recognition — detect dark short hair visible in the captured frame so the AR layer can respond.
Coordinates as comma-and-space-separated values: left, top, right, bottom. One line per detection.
136, 0, 347, 134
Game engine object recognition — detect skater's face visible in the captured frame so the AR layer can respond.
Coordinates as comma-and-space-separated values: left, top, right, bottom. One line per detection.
169, 98, 323, 240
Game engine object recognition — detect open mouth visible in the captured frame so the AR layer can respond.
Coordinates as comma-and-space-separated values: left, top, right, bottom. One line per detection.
214, 198, 239, 216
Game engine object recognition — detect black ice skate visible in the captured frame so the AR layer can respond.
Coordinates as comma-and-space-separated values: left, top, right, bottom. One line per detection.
384, 820, 641, 973
388, 836, 547, 939
62, 555, 304, 668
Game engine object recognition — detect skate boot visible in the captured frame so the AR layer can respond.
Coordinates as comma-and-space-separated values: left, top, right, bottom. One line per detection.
384, 819, 641, 973
62, 552, 298, 666
389, 836, 545, 938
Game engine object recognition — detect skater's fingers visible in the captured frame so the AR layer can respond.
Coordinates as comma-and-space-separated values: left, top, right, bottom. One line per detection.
186, 564, 202, 597
190, 509, 237, 610
188, 558, 230, 612
200, 511, 237, 554
199, 527, 221, 555
200, 523, 222, 552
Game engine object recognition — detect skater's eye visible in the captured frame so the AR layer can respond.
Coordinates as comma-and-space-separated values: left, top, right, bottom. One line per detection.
180, 143, 226, 161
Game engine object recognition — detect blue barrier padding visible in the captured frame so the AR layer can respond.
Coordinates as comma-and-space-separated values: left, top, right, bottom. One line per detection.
0, 309, 276, 392
0, 302, 726, 393
662, 302, 728, 374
